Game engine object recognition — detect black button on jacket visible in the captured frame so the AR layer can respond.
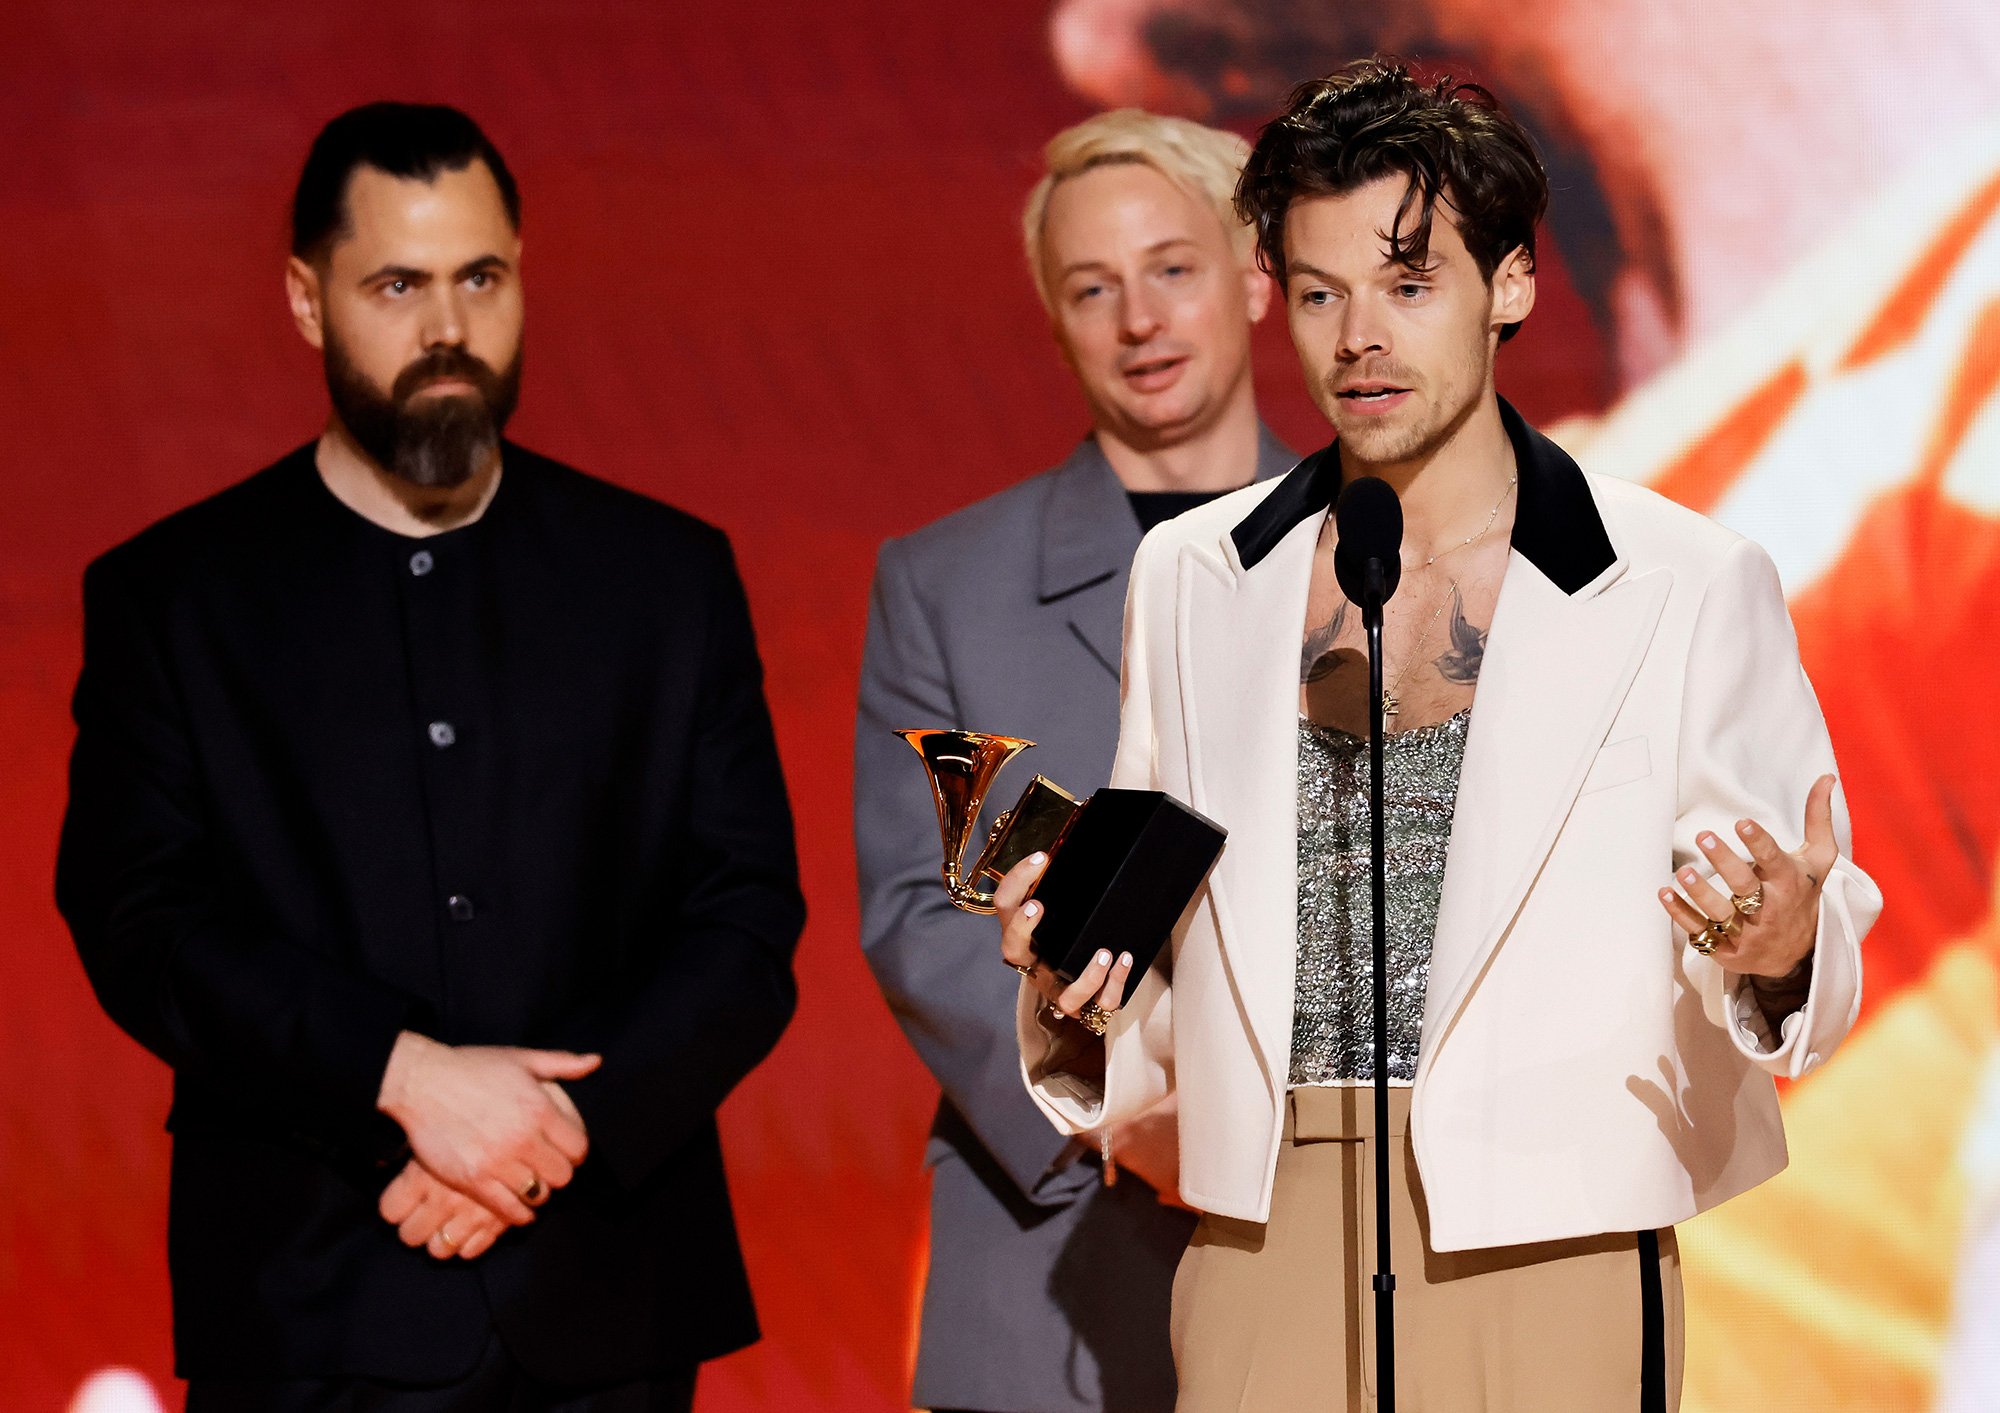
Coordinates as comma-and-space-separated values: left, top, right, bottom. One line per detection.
56, 443, 805, 1385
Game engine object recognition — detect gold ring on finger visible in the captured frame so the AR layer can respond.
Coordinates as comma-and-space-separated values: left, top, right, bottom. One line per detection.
1077, 1001, 1111, 1037
437, 1226, 459, 1248
521, 1174, 544, 1203
1009, 961, 1036, 978
1731, 886, 1765, 915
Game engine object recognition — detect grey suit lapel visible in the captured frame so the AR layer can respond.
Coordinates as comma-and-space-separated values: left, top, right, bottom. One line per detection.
1252, 421, 1303, 484
1039, 438, 1140, 678
1041, 426, 1299, 678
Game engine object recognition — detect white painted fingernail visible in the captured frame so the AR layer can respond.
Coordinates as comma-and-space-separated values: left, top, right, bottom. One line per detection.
1739, 822, 1758, 836
1029, 852, 1047, 865
1096, 949, 1112, 966
1699, 833, 1717, 848
1023, 901, 1040, 917
1120, 952, 1133, 967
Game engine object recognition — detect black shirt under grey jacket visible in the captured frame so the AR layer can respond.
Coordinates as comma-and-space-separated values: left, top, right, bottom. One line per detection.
55, 442, 805, 1386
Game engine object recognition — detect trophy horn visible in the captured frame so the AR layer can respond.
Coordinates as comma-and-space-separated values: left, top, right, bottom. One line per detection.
895, 728, 1037, 914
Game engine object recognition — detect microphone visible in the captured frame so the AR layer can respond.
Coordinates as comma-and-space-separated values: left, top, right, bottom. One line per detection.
1334, 475, 1404, 622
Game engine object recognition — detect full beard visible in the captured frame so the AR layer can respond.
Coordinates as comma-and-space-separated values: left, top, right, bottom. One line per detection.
324, 334, 523, 489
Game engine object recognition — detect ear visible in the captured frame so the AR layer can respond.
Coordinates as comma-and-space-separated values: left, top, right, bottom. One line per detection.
285, 255, 327, 352
1490, 244, 1536, 335
1243, 261, 1274, 324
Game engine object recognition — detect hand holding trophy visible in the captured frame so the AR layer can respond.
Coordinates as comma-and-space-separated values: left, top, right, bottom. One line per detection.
895, 728, 1227, 1035
992, 850, 1137, 1034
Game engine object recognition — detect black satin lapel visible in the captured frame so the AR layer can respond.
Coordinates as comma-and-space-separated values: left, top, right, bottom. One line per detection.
1499, 397, 1617, 594
1230, 443, 1338, 569
1229, 402, 1616, 593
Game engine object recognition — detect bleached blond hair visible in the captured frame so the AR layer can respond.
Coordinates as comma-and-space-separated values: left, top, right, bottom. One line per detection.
1023, 109, 1257, 316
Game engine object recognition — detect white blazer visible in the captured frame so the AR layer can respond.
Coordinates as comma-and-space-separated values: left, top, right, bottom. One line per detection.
1019, 400, 1882, 1252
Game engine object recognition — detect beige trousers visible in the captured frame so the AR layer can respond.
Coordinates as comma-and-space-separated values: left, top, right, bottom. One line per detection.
1171, 1087, 1683, 1412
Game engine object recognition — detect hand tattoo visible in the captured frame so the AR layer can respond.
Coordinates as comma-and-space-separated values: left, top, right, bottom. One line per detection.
1300, 601, 1349, 683
1435, 588, 1487, 685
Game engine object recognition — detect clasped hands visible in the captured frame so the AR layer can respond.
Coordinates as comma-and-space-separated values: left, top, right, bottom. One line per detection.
373, 1031, 601, 1261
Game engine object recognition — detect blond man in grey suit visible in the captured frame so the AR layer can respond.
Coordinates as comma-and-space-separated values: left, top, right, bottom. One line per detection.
855, 111, 1296, 1413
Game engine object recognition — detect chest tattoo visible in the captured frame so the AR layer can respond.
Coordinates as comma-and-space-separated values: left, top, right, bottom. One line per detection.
1300, 599, 1350, 684
1435, 587, 1488, 685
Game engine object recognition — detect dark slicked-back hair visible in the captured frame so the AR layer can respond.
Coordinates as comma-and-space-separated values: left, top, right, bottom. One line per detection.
1236, 59, 1548, 341
291, 102, 520, 260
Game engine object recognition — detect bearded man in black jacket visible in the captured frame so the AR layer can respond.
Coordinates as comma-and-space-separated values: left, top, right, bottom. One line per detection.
55, 103, 804, 1413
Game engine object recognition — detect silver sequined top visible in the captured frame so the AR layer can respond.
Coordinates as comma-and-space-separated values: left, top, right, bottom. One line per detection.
1290, 710, 1470, 1088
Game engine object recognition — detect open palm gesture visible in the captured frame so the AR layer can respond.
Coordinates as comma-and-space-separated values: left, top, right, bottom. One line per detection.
1657, 774, 1839, 977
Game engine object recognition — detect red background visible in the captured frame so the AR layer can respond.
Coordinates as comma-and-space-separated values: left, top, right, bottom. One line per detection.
0, 4, 1610, 1408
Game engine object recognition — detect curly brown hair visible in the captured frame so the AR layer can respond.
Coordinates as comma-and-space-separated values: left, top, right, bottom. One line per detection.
1236, 59, 1549, 341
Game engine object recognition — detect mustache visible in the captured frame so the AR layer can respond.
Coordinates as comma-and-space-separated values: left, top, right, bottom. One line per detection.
1326, 362, 1421, 395
391, 347, 506, 406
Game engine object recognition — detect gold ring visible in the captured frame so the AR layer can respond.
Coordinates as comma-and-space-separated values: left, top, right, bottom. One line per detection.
1076, 1001, 1111, 1037
437, 1226, 459, 1248
1691, 921, 1734, 956
1009, 961, 1036, 978
1731, 886, 1765, 915
521, 1175, 544, 1203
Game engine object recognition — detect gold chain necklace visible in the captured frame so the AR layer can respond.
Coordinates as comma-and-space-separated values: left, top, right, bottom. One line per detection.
1382, 477, 1516, 722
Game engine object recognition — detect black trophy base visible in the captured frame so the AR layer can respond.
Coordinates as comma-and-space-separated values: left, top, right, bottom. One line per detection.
1028, 788, 1226, 1006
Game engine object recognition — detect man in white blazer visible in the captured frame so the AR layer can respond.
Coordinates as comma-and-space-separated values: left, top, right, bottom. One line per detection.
995, 61, 1882, 1411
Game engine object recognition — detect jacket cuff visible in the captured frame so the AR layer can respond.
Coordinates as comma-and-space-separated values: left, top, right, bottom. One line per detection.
1017, 981, 1105, 1134
1724, 978, 1806, 1059
1720, 879, 1861, 1079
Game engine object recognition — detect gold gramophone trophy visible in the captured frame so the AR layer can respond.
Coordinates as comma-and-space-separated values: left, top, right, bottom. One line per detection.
893, 729, 1081, 914
894, 728, 1228, 1017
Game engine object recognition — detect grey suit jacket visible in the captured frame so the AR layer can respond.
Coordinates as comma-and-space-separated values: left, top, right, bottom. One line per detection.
856, 427, 1296, 1413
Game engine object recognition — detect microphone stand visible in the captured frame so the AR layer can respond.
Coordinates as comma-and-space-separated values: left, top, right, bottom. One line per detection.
1363, 556, 1396, 1413
1333, 473, 1403, 1408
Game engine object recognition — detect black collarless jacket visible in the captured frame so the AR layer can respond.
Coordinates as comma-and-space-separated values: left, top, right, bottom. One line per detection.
56, 443, 804, 1384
